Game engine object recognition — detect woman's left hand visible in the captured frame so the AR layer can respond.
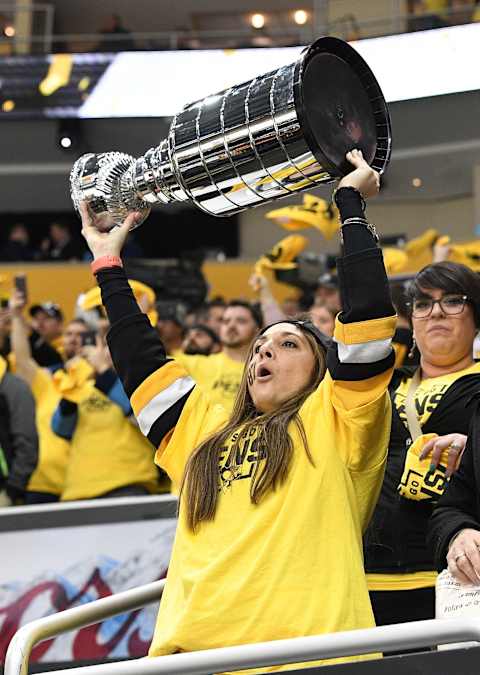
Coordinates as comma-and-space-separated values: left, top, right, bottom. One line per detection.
420, 433, 467, 477
79, 201, 141, 261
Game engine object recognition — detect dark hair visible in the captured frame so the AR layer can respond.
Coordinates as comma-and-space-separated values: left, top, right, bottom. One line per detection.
189, 324, 220, 344
389, 281, 410, 322
225, 299, 263, 328
405, 262, 480, 327
207, 298, 226, 309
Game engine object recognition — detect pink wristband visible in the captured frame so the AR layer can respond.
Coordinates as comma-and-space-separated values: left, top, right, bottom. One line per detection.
90, 255, 123, 275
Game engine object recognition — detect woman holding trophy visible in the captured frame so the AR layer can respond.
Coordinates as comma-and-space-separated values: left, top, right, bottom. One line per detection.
78, 148, 396, 671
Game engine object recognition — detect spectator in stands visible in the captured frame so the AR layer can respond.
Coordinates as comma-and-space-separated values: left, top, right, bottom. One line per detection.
182, 324, 221, 356
0, 223, 34, 262
51, 330, 162, 500
309, 300, 335, 337
200, 298, 226, 336
250, 272, 336, 338
407, 0, 449, 31
79, 150, 396, 666
429, 414, 480, 585
155, 304, 185, 355
313, 274, 341, 313
281, 296, 301, 317
0, 354, 38, 506
176, 300, 262, 410
39, 221, 83, 262
0, 301, 11, 359
474, 0, 480, 22
10, 293, 88, 503
29, 301, 64, 362
364, 262, 480, 625
95, 13, 135, 53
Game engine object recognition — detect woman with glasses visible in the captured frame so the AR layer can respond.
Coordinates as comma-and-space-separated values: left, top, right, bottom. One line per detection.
364, 261, 480, 627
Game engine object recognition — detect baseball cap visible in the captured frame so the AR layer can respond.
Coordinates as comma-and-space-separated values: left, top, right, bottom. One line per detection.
29, 302, 64, 321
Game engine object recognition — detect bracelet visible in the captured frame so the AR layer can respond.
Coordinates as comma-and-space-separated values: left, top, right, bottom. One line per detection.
340, 218, 379, 245
90, 255, 123, 275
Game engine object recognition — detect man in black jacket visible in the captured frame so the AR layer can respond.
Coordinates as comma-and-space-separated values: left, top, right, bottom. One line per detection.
0, 355, 38, 505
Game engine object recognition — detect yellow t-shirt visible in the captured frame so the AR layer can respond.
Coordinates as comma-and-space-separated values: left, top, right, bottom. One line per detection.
26, 367, 70, 496
131, 321, 393, 671
175, 351, 244, 411
424, 0, 448, 14
367, 361, 480, 592
60, 379, 159, 501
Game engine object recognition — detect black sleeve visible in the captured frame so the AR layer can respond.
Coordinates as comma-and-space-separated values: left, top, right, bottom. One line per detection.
2, 373, 39, 493
428, 423, 480, 571
96, 266, 194, 448
335, 187, 395, 323
97, 267, 171, 398
325, 188, 396, 382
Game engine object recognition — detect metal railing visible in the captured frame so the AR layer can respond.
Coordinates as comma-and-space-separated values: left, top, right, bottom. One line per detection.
0, 2, 479, 55
4, 579, 166, 675
5, 579, 480, 675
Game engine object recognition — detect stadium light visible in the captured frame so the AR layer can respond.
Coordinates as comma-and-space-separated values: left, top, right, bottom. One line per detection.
293, 10, 309, 26
251, 13, 265, 29
4, 25, 15, 37
57, 119, 82, 151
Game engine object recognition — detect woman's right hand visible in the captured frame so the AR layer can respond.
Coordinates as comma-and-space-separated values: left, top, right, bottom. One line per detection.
447, 528, 480, 585
337, 149, 380, 199
79, 201, 141, 261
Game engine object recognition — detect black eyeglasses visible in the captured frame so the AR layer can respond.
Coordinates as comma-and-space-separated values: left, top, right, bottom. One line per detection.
407, 294, 469, 319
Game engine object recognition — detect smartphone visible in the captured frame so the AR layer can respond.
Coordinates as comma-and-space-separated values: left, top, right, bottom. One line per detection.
81, 330, 97, 347
14, 275, 27, 303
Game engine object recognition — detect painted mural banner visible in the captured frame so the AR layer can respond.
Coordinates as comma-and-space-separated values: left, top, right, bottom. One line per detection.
0, 502, 177, 664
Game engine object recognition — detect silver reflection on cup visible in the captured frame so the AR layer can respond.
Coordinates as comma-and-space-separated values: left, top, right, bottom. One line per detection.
70, 36, 391, 229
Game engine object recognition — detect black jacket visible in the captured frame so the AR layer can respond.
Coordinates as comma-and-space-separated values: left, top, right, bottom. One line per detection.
0, 371, 38, 497
364, 367, 480, 574
428, 400, 480, 571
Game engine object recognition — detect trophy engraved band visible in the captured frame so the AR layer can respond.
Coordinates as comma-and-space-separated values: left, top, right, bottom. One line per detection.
70, 36, 392, 229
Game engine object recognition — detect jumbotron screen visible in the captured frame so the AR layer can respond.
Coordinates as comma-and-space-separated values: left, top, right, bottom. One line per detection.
0, 21, 479, 119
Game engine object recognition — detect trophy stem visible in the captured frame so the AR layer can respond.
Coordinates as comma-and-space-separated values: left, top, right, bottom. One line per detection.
127, 140, 189, 207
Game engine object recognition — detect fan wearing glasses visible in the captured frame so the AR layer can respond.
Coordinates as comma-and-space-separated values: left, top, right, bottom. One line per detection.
365, 261, 480, 627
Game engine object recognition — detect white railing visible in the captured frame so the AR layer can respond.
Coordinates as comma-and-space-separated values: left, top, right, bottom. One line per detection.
0, 3, 479, 55
5, 579, 480, 675
4, 579, 166, 675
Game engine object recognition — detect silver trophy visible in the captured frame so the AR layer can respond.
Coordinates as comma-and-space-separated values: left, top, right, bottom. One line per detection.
70, 37, 391, 229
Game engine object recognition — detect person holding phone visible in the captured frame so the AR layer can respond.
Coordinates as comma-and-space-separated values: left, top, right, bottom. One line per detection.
9, 290, 90, 503
50, 326, 163, 500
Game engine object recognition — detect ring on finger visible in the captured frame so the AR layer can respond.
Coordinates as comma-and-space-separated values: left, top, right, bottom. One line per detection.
449, 442, 462, 451
455, 552, 467, 562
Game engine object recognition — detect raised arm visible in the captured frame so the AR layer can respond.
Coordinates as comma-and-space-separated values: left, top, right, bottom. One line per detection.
326, 150, 396, 409
79, 204, 196, 450
9, 289, 38, 385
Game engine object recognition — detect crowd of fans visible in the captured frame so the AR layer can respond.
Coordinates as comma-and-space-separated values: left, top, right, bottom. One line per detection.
0, 258, 340, 507
2, 153, 480, 667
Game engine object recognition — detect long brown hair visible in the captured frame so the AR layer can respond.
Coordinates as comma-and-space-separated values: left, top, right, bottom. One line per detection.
181, 330, 327, 531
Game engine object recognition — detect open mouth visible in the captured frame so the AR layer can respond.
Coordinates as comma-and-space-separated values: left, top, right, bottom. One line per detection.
256, 365, 272, 380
